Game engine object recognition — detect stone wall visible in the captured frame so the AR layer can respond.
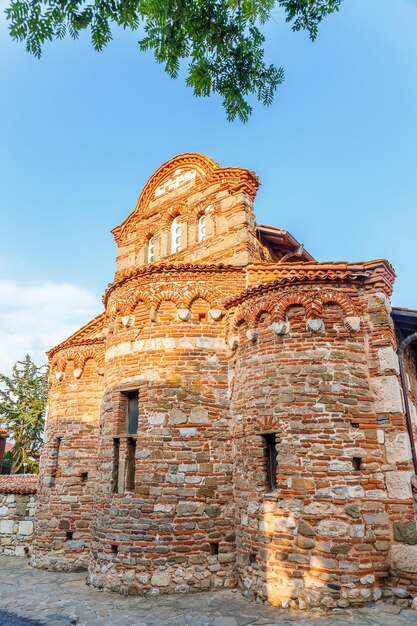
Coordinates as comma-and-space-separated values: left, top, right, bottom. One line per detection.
228, 275, 398, 608
0, 475, 37, 557
88, 267, 243, 595
32, 355, 104, 572
32, 153, 417, 609
386, 332, 417, 596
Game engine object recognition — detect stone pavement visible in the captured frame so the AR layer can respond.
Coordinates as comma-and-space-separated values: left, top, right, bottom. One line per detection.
0, 610, 42, 626
0, 557, 417, 626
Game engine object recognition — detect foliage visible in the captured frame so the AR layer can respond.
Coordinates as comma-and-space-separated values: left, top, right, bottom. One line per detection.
0, 355, 48, 474
4, 1, 343, 122
1, 451, 12, 474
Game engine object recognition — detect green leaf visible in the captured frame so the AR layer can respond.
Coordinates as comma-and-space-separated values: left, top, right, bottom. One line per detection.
4, 0, 344, 121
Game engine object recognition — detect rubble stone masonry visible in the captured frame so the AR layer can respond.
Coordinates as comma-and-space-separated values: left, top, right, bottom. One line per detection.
0, 475, 37, 557
32, 153, 417, 609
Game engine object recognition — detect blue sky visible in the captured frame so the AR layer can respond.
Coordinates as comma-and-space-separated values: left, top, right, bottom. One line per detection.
0, 0, 416, 369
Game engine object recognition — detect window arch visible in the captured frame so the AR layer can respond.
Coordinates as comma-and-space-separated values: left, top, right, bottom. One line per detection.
198, 214, 206, 242
171, 216, 181, 253
147, 236, 155, 263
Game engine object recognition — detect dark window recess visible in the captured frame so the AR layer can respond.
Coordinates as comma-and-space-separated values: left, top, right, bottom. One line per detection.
125, 437, 136, 491
66, 531, 73, 541
112, 438, 120, 493
352, 457, 362, 471
262, 433, 278, 492
126, 390, 139, 434
249, 553, 256, 565
50, 436, 61, 486
209, 542, 219, 555
80, 472, 88, 484
111, 544, 118, 554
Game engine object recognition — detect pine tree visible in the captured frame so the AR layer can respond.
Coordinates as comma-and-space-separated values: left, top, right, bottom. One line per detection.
0, 355, 48, 474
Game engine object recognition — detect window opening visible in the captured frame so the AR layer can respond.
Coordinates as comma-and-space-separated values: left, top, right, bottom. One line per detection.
209, 542, 219, 555
50, 436, 61, 487
249, 553, 256, 565
148, 237, 155, 263
262, 433, 278, 492
66, 531, 73, 541
352, 457, 362, 471
198, 214, 206, 242
126, 390, 139, 434
80, 472, 88, 484
125, 437, 136, 492
171, 216, 181, 253
111, 544, 118, 555
112, 438, 120, 494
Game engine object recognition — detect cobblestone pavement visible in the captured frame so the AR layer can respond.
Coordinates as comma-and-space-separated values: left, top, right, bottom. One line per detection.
1, 557, 417, 626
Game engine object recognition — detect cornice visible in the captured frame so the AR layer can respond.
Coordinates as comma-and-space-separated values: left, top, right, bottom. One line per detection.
224, 260, 395, 308
47, 313, 106, 359
102, 262, 245, 306
47, 337, 105, 361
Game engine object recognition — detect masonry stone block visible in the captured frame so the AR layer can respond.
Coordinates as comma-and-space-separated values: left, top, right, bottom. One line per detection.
390, 545, 417, 573
18, 521, 33, 536
378, 346, 400, 374
394, 521, 417, 545
372, 376, 403, 414
386, 470, 413, 500
0, 520, 14, 534
317, 520, 349, 538
385, 431, 412, 464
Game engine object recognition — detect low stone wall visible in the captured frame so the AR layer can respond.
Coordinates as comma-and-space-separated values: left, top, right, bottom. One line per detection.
0, 475, 38, 556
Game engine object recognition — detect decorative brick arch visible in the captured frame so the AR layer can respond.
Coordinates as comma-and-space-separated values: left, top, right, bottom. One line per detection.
230, 305, 250, 333
160, 203, 188, 231
137, 226, 156, 250
78, 348, 104, 374
106, 297, 124, 322
134, 154, 219, 216
126, 290, 152, 315
182, 286, 221, 309
51, 344, 104, 379
246, 295, 280, 326
54, 349, 76, 375
313, 289, 357, 318
256, 415, 280, 433
274, 292, 311, 321
112, 153, 260, 244
190, 202, 209, 220
51, 354, 66, 376
153, 289, 183, 311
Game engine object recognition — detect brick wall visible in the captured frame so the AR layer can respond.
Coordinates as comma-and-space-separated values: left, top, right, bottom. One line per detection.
32, 357, 103, 571
32, 153, 417, 608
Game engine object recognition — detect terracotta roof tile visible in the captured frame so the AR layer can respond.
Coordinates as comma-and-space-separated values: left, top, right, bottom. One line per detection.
0, 474, 38, 494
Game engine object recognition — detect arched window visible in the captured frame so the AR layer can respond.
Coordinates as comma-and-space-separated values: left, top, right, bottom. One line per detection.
171, 216, 181, 253
198, 214, 206, 242
147, 237, 154, 263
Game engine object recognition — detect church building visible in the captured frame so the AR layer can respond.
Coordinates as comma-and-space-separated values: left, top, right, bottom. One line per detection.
33, 153, 417, 609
